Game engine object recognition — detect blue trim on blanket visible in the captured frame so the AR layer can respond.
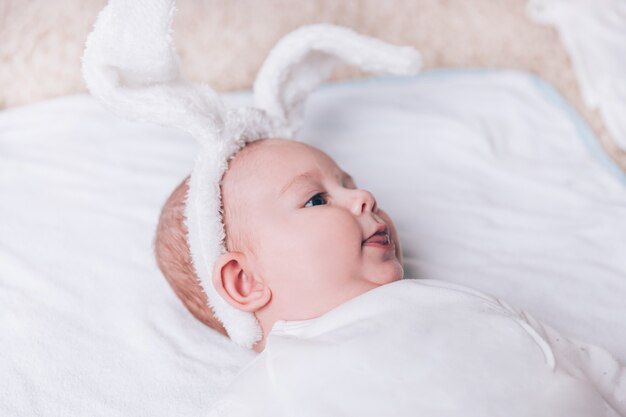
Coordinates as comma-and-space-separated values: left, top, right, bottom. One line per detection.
528, 75, 626, 187
320, 69, 626, 187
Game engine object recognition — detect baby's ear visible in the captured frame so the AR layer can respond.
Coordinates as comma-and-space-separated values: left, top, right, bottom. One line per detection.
212, 252, 270, 313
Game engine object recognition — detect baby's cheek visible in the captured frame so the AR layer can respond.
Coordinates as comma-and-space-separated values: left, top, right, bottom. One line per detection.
295, 214, 359, 267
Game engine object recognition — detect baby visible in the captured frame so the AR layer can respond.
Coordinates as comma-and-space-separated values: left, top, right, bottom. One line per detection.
156, 138, 626, 416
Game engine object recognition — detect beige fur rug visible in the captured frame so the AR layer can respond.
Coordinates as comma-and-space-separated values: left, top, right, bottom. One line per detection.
1, 0, 624, 171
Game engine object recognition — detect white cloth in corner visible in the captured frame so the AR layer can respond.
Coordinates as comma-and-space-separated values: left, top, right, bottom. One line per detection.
209, 279, 625, 417
527, 0, 626, 150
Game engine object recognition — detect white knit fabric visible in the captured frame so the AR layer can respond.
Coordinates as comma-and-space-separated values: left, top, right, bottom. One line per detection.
82, 0, 421, 347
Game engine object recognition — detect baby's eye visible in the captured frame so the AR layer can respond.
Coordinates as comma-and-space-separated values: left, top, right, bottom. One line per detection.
304, 192, 327, 208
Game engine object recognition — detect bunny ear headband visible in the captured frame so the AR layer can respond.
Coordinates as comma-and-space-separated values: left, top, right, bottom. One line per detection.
82, 0, 421, 348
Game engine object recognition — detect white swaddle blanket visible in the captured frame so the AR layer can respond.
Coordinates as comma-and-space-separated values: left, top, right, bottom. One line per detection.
210, 279, 625, 417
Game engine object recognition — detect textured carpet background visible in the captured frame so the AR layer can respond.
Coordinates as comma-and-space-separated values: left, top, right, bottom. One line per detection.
1, 0, 623, 170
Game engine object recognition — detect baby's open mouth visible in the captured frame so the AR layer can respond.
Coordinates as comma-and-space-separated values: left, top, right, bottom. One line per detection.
362, 227, 391, 247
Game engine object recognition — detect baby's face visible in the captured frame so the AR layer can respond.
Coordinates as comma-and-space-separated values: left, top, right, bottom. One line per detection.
221, 139, 403, 321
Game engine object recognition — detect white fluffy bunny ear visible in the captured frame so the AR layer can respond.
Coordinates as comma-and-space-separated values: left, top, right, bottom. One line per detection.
253, 24, 422, 136
82, 0, 227, 144
82, 0, 264, 349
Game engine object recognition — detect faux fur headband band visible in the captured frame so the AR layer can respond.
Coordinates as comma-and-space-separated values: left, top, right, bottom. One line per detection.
83, 0, 421, 348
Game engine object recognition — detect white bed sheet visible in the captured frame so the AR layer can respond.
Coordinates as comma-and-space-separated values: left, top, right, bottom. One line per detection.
1, 69, 625, 416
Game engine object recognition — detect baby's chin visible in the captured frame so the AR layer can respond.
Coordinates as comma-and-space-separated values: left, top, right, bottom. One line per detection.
367, 261, 404, 286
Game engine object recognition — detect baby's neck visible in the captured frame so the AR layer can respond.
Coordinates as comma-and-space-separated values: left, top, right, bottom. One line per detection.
251, 280, 381, 353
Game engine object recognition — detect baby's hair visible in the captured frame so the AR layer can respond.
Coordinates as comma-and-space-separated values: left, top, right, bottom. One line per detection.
154, 177, 227, 335
154, 139, 269, 335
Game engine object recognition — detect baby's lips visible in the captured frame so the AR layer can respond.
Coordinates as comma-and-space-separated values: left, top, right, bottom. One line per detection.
362, 227, 391, 246
363, 233, 388, 245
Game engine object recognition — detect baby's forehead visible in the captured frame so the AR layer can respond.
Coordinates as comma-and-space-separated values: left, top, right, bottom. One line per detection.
221, 139, 340, 206
227, 139, 335, 184
235, 138, 325, 162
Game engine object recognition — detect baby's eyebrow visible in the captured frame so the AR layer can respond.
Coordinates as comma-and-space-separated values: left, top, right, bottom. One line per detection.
342, 172, 355, 185
279, 171, 317, 196
279, 170, 355, 196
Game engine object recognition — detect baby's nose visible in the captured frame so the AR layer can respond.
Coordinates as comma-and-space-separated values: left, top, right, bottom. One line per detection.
351, 189, 377, 215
